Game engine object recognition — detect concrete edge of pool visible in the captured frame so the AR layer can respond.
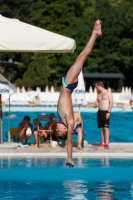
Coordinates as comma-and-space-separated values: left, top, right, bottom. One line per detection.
0, 153, 133, 158
0, 142, 133, 157
3, 106, 132, 112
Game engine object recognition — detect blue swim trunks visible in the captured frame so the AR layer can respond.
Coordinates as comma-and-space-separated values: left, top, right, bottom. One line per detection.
62, 76, 78, 92
73, 124, 81, 134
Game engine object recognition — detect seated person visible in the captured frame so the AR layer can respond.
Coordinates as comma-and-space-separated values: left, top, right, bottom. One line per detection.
73, 112, 83, 150
56, 122, 67, 138
32, 118, 47, 147
56, 114, 83, 150
17, 116, 33, 146
56, 122, 68, 146
32, 113, 57, 147
45, 113, 57, 134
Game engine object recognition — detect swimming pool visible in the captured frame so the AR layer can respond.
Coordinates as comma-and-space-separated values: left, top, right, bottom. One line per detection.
0, 157, 133, 199
2, 111, 133, 143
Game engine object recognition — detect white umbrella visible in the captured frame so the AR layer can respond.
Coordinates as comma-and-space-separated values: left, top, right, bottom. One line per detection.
45, 86, 49, 94
0, 14, 76, 53
45, 85, 49, 93
50, 86, 55, 104
0, 74, 15, 143
22, 86, 26, 93
16, 86, 20, 94
72, 71, 87, 112
0, 14, 76, 146
20, 86, 26, 104
50, 86, 55, 93
108, 87, 111, 92
94, 87, 97, 94
88, 86, 94, 102
89, 86, 93, 93
45, 86, 50, 104
35, 87, 41, 104
0, 74, 14, 95
36, 87, 41, 95
129, 87, 132, 96
121, 87, 125, 95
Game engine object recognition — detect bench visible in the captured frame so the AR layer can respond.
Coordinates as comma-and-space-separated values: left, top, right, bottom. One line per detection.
10, 128, 18, 142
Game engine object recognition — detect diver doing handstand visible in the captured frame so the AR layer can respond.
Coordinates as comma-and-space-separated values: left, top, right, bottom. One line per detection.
57, 19, 102, 167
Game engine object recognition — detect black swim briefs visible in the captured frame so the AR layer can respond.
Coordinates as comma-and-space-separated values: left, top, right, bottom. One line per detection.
97, 110, 110, 128
62, 75, 78, 92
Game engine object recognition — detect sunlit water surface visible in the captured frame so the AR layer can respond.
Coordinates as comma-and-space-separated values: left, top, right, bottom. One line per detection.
0, 158, 133, 199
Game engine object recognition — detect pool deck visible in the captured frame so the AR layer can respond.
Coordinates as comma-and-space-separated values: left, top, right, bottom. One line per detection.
3, 106, 132, 112
0, 142, 133, 157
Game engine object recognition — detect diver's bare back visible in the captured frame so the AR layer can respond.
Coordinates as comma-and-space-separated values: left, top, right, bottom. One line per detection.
58, 87, 73, 125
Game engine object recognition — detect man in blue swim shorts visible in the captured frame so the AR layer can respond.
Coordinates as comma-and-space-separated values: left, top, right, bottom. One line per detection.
57, 20, 102, 167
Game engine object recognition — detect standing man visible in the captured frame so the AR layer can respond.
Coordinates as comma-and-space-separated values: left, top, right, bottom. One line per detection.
129, 95, 133, 111
94, 81, 113, 149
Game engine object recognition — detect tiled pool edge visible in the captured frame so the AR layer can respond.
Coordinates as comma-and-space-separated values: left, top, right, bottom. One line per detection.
1, 152, 133, 157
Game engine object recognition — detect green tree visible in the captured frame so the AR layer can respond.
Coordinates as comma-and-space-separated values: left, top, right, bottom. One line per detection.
16, 53, 56, 88
0, 0, 133, 88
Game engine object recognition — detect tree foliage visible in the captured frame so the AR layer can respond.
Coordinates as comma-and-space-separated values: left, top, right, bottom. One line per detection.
0, 0, 133, 89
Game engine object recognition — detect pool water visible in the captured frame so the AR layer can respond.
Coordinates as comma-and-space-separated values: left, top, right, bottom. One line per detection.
2, 111, 133, 143
0, 158, 133, 199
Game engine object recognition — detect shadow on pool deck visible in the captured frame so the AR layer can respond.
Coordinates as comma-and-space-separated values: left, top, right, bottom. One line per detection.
0, 142, 133, 156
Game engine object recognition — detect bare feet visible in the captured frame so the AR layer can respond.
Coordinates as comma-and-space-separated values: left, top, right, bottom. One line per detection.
93, 19, 102, 36
77, 146, 83, 150
66, 159, 74, 167
31, 144, 39, 148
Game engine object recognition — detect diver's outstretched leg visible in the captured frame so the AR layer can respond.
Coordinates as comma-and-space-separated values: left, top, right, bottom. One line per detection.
66, 20, 102, 84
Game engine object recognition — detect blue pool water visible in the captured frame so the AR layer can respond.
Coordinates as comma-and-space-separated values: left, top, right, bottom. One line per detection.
1, 158, 133, 199
2, 111, 133, 143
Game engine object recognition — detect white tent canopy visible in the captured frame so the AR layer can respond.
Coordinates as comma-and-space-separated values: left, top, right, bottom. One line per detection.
0, 14, 76, 53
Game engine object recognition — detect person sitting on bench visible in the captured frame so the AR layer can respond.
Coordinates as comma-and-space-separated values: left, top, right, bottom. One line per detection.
17, 116, 33, 147
73, 112, 83, 150
56, 119, 83, 150
32, 113, 57, 147
32, 118, 47, 147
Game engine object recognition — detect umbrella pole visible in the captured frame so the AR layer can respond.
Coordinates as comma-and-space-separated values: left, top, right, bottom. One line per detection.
78, 105, 80, 115
0, 94, 3, 144
0, 94, 2, 118
8, 75, 11, 142
8, 95, 10, 142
